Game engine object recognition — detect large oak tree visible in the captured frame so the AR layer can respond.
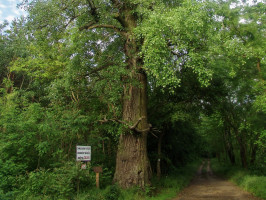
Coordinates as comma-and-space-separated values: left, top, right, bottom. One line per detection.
21, 0, 216, 188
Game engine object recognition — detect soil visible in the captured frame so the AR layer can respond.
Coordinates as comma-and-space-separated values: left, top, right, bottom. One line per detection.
173, 160, 261, 200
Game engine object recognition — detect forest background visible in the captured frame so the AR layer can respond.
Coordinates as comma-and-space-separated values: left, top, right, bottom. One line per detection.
0, 0, 265, 199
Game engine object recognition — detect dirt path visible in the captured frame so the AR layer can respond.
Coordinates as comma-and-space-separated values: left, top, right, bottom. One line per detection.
173, 160, 261, 200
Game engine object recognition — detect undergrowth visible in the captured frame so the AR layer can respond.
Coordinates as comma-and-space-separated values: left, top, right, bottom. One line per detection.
113, 160, 199, 200
0, 160, 199, 200
211, 158, 266, 199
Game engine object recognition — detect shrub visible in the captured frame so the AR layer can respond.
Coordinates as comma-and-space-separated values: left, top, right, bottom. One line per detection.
16, 162, 93, 200
211, 158, 266, 199
104, 185, 121, 200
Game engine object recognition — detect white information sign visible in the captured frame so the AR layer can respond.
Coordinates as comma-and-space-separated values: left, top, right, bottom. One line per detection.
76, 146, 91, 161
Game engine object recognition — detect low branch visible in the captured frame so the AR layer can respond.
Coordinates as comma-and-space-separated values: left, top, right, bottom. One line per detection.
135, 124, 152, 133
150, 131, 158, 138
149, 127, 161, 138
71, 91, 79, 103
130, 116, 146, 129
151, 127, 161, 133
99, 116, 150, 133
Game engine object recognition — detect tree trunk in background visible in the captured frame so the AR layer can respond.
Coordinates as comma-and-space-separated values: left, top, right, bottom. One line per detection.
227, 117, 247, 168
227, 144, 235, 165
157, 132, 164, 179
250, 144, 257, 165
216, 152, 220, 162
239, 142, 248, 168
234, 129, 247, 168
223, 127, 235, 165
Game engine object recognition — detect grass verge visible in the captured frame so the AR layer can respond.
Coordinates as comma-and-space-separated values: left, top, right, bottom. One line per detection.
5, 161, 200, 200
211, 159, 266, 199
76, 160, 200, 200
118, 160, 200, 200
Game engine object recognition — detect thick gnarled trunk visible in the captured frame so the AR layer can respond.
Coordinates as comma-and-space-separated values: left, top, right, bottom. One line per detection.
113, 73, 151, 188
114, 132, 151, 188
112, 4, 152, 188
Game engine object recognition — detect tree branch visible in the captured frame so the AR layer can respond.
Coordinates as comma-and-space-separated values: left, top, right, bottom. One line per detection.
150, 131, 158, 138
110, 0, 123, 9
86, 0, 99, 22
64, 15, 79, 29
81, 0, 126, 36
167, 40, 188, 58
128, 116, 145, 130
86, 62, 116, 75
170, 49, 187, 58
79, 23, 126, 35
109, 0, 127, 28
135, 124, 152, 133
79, 21, 95, 31
99, 116, 150, 133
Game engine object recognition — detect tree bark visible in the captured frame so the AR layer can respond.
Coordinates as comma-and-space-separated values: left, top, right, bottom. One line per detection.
250, 144, 257, 165
239, 141, 248, 168
250, 132, 259, 165
113, 8, 152, 187
226, 114, 247, 168
223, 127, 235, 165
113, 72, 151, 188
235, 129, 248, 168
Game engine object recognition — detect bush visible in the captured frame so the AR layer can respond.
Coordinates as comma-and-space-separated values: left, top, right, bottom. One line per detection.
241, 175, 266, 199
16, 162, 93, 200
104, 185, 121, 200
211, 158, 266, 199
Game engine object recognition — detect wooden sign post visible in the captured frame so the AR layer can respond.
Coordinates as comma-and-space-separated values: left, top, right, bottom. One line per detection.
93, 166, 103, 189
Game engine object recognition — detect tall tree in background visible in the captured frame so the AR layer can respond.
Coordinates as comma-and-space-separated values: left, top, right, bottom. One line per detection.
197, 1, 265, 169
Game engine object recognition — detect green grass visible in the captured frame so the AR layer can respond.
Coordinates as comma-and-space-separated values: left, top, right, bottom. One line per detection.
211, 159, 266, 199
118, 160, 200, 200
74, 160, 200, 200
6, 161, 200, 200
